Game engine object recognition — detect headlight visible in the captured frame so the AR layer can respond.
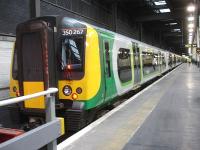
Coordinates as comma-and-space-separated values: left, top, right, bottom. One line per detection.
63, 85, 72, 96
76, 87, 82, 94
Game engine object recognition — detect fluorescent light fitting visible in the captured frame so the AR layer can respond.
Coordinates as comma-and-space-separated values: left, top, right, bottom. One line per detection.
188, 28, 193, 32
188, 23, 194, 28
173, 29, 181, 32
165, 22, 177, 26
169, 22, 177, 25
187, 16, 194, 21
187, 5, 195, 12
160, 8, 170, 13
188, 48, 191, 54
154, 1, 166, 5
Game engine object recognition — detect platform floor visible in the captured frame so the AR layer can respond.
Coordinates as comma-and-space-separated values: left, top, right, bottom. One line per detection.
58, 64, 200, 150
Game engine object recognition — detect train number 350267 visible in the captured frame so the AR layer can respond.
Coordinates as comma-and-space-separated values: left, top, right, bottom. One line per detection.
62, 29, 84, 36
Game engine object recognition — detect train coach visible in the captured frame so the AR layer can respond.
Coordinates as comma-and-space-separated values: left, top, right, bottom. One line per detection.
10, 16, 182, 131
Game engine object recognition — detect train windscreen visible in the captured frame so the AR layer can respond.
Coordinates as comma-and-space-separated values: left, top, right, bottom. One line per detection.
61, 37, 84, 70
60, 36, 85, 80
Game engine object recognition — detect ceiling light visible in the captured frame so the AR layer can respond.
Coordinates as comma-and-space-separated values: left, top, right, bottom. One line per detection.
187, 5, 195, 12
165, 22, 177, 26
169, 22, 177, 25
189, 33, 193, 36
173, 29, 181, 32
188, 23, 194, 28
188, 48, 191, 54
188, 36, 192, 40
154, 1, 166, 5
188, 28, 193, 32
159, 8, 170, 13
187, 16, 194, 21
188, 37, 193, 44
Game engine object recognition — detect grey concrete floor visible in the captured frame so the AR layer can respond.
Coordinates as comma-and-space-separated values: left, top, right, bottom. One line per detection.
123, 64, 200, 150
58, 64, 200, 150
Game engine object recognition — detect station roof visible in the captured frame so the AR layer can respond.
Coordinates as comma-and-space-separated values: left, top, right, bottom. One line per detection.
100, 0, 199, 55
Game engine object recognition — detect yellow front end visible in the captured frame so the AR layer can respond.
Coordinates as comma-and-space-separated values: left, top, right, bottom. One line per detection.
58, 25, 101, 101
10, 44, 45, 109
10, 81, 45, 109
23, 82, 45, 109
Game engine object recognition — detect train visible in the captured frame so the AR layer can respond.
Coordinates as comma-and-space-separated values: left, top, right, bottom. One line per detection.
10, 16, 182, 131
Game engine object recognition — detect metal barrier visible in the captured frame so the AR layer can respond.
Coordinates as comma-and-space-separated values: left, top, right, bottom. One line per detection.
0, 88, 60, 150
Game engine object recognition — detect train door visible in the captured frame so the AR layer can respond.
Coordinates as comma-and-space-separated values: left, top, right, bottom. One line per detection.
158, 51, 162, 72
102, 39, 113, 101
168, 54, 172, 68
16, 20, 55, 109
132, 42, 141, 84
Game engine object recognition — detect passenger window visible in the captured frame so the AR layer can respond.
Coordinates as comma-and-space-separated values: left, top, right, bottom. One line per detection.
142, 51, 158, 75
117, 48, 132, 83
104, 41, 111, 77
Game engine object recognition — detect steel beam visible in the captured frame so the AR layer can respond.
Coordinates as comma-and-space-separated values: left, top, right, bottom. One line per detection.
104, 0, 141, 3
112, 2, 118, 32
134, 12, 184, 22
30, 0, 40, 18
139, 22, 143, 41
163, 33, 183, 37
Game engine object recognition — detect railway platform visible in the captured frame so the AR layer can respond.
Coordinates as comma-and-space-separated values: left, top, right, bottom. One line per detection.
58, 63, 200, 150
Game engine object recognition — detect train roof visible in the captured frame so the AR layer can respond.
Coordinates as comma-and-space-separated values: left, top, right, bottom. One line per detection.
31, 16, 180, 56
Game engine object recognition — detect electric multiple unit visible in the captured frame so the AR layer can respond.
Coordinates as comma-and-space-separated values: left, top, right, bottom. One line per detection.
10, 16, 182, 131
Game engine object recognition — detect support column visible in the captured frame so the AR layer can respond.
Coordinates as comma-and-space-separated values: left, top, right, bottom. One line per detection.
30, 0, 40, 18
112, 2, 117, 32
197, 14, 200, 67
139, 22, 143, 42
159, 30, 162, 48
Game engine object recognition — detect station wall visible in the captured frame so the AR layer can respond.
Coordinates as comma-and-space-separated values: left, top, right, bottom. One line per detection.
0, 0, 163, 46
0, 0, 30, 35
0, 36, 14, 89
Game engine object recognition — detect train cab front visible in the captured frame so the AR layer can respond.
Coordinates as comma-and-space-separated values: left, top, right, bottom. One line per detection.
9, 16, 58, 129
9, 16, 101, 131
57, 18, 101, 130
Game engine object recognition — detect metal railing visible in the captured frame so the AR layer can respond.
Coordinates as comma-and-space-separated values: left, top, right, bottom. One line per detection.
0, 88, 60, 150
0, 87, 9, 91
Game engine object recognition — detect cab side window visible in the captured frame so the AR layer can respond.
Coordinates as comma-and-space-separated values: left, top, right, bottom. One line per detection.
104, 41, 111, 77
